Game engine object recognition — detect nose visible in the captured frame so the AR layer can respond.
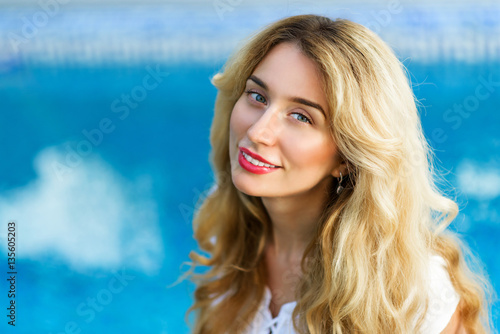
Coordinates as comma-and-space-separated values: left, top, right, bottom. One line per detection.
247, 106, 281, 146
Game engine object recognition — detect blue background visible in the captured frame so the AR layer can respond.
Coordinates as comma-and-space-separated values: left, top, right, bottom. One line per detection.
0, 1, 498, 333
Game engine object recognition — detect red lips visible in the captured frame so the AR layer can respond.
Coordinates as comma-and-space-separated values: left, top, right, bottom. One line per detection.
239, 147, 279, 166
238, 147, 281, 175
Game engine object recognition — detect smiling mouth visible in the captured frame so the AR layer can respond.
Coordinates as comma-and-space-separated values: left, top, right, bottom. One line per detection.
241, 151, 280, 168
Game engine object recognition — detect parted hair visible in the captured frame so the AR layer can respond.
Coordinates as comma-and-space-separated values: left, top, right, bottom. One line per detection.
182, 14, 494, 333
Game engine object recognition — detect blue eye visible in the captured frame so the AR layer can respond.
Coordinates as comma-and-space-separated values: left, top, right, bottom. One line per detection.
244, 90, 312, 125
245, 90, 267, 104
291, 112, 312, 124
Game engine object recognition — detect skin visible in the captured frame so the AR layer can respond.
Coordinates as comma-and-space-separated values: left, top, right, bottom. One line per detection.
441, 306, 467, 333
228, 41, 347, 316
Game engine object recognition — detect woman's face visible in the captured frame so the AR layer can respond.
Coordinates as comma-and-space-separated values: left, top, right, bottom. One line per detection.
229, 42, 341, 198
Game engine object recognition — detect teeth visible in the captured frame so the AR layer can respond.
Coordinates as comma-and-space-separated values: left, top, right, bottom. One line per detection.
242, 152, 277, 168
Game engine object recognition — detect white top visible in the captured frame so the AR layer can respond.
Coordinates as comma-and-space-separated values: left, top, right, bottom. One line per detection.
215, 255, 460, 334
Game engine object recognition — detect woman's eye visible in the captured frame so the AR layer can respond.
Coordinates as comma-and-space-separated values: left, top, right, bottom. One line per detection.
246, 90, 267, 104
291, 112, 312, 124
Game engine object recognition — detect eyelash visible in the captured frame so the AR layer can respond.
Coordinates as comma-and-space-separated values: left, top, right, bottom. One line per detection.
244, 90, 313, 125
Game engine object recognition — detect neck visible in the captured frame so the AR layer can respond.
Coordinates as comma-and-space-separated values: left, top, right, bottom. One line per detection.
262, 175, 333, 263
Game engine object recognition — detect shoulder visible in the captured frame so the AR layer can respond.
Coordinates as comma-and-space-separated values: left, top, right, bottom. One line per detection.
418, 254, 461, 334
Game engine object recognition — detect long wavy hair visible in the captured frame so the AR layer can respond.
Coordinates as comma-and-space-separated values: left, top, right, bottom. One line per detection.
182, 14, 494, 333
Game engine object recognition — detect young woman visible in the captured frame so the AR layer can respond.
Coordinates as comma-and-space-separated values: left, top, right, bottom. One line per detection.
184, 14, 494, 333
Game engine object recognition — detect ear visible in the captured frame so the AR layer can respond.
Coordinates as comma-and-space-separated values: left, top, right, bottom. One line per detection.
330, 158, 349, 178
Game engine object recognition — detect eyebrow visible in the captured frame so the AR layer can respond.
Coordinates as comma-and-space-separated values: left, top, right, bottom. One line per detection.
247, 75, 326, 118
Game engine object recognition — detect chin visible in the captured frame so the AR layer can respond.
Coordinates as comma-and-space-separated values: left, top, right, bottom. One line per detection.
231, 175, 261, 197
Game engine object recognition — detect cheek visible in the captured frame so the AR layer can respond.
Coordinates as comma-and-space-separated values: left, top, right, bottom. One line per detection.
284, 134, 337, 169
229, 99, 250, 138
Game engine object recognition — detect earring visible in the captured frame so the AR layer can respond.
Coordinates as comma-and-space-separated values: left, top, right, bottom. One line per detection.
336, 172, 344, 195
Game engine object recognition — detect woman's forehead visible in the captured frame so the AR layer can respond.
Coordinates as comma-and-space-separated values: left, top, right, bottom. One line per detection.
249, 42, 328, 113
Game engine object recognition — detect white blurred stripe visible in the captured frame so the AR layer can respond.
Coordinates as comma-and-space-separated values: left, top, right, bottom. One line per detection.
0, 1, 499, 66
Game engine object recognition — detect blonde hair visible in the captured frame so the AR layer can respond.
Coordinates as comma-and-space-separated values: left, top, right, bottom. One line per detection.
182, 14, 494, 333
